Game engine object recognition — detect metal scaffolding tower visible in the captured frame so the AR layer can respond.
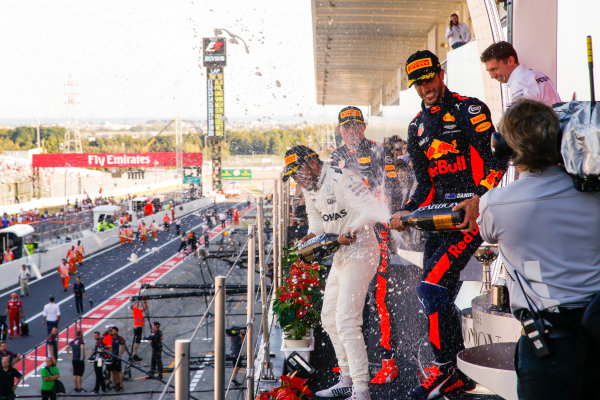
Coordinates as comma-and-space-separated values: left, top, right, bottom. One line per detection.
63, 74, 83, 153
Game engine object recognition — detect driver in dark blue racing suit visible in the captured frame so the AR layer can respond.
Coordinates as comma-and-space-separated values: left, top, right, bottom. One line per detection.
390, 50, 506, 400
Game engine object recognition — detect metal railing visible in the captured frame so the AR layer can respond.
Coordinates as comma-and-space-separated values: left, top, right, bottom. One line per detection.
29, 210, 94, 245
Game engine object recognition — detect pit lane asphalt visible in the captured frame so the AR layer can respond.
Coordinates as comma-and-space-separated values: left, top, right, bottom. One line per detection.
0, 201, 243, 356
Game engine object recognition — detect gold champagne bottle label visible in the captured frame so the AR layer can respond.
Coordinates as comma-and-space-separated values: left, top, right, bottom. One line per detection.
433, 214, 455, 230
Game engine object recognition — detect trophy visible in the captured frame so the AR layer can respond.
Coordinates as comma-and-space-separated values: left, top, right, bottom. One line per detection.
474, 243, 499, 292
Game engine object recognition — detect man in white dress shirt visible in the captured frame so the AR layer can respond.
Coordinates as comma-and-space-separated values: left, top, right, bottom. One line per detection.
445, 14, 471, 49
481, 41, 561, 106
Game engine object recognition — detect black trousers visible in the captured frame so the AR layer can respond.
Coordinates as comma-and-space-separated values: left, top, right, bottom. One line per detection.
516, 309, 600, 399
150, 347, 163, 376
93, 364, 106, 392
75, 295, 84, 314
422, 228, 482, 364
41, 390, 56, 400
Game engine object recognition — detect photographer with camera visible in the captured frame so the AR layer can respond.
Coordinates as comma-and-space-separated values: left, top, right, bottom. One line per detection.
226, 326, 246, 386
477, 98, 600, 399
445, 13, 470, 50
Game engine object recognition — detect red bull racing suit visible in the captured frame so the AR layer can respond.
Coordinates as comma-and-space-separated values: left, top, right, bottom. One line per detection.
332, 139, 403, 361
403, 88, 505, 364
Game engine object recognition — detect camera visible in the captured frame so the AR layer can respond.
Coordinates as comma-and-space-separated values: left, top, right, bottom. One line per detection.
522, 317, 551, 357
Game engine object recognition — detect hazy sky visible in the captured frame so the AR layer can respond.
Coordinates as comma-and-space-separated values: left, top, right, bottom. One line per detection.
0, 0, 598, 124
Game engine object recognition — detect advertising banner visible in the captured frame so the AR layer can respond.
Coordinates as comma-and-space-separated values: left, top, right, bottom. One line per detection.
221, 168, 252, 180
32, 152, 202, 168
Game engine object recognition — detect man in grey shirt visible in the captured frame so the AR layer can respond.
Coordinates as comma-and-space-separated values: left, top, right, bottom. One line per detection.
477, 98, 600, 399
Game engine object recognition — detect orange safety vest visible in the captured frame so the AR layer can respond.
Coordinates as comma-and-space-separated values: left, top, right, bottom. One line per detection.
77, 245, 84, 255
58, 263, 69, 277
151, 223, 157, 232
132, 306, 144, 327
127, 227, 133, 237
119, 228, 127, 238
67, 249, 76, 261
139, 224, 147, 235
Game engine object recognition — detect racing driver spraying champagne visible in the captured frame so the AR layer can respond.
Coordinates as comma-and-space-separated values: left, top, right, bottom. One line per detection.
283, 145, 386, 400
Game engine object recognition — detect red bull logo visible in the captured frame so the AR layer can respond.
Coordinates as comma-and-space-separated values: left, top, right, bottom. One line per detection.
426, 139, 459, 160
443, 113, 455, 122
448, 226, 480, 258
480, 169, 503, 189
428, 156, 467, 178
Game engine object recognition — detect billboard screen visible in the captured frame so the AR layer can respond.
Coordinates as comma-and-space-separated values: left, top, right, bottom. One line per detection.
207, 66, 225, 137
32, 152, 202, 168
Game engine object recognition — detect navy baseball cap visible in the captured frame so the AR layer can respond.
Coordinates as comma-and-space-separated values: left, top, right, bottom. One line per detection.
338, 106, 365, 126
282, 145, 318, 181
406, 50, 442, 87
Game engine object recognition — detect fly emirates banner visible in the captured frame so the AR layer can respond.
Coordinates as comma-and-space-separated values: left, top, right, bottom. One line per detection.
32, 152, 203, 168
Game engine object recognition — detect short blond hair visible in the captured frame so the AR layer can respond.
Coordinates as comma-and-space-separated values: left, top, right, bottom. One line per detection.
499, 98, 562, 172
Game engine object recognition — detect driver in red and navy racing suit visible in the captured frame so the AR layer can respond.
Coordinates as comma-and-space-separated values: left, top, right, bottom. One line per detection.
390, 50, 506, 400
331, 106, 404, 385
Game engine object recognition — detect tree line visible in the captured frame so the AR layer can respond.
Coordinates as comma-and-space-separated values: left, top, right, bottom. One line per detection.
0, 125, 326, 157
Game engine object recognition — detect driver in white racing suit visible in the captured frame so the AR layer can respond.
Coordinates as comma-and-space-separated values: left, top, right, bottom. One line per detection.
283, 145, 383, 400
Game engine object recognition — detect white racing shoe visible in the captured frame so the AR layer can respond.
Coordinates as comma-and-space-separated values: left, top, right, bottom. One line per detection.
346, 387, 371, 400
315, 375, 353, 398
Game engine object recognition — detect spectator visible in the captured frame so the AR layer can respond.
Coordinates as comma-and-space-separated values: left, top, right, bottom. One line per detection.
40, 357, 60, 400
477, 99, 600, 399
42, 296, 61, 336
0, 356, 22, 399
67, 330, 85, 392
445, 13, 471, 49
218, 212, 226, 228
73, 276, 86, 314
89, 331, 107, 394
144, 322, 163, 380
228, 327, 246, 386
480, 41, 561, 106
2, 250, 13, 264
108, 327, 125, 392
0, 342, 21, 365
178, 232, 188, 253
46, 327, 58, 363
175, 217, 181, 235
130, 300, 147, 362
5, 293, 22, 339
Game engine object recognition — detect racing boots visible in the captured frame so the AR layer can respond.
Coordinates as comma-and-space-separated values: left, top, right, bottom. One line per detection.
370, 358, 398, 384
347, 387, 371, 400
315, 374, 353, 398
410, 362, 476, 399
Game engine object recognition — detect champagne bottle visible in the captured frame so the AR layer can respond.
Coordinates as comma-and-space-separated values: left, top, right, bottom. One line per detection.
297, 233, 341, 263
400, 203, 465, 231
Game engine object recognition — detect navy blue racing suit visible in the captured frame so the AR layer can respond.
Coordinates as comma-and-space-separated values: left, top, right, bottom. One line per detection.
331, 138, 402, 360
403, 88, 505, 364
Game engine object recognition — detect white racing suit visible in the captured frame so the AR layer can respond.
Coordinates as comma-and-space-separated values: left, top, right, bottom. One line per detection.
304, 164, 381, 390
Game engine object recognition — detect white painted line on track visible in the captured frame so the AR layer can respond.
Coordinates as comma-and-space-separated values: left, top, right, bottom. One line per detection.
190, 368, 206, 392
